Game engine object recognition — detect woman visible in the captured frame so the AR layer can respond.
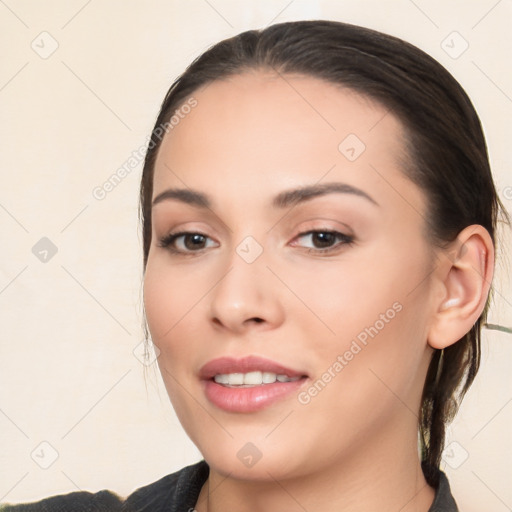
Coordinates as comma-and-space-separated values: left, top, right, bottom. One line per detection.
2, 19, 508, 512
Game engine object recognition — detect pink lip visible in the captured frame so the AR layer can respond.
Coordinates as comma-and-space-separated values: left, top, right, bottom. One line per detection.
199, 356, 308, 413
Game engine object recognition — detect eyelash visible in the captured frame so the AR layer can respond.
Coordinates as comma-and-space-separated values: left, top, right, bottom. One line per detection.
157, 229, 354, 256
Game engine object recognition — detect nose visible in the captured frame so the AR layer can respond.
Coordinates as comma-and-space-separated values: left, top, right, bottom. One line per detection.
208, 248, 285, 334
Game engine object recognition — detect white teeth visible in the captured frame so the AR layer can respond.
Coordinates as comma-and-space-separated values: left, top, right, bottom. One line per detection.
229, 373, 244, 385
262, 371, 276, 383
213, 372, 301, 386
214, 374, 229, 384
244, 371, 263, 385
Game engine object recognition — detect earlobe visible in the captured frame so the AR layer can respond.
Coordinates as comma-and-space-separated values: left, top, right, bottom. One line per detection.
427, 225, 494, 350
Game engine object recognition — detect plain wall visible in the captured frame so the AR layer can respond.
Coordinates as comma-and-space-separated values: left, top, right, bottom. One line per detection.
1, 1, 511, 510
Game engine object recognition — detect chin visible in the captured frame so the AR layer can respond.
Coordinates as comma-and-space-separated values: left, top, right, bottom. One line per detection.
204, 448, 295, 481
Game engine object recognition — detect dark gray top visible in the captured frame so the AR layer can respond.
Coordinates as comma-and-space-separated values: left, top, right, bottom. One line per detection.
0, 460, 458, 511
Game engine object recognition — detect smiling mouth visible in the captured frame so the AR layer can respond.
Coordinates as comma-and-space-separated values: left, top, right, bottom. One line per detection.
199, 356, 309, 412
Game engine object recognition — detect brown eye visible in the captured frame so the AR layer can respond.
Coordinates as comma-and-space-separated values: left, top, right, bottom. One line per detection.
294, 230, 354, 253
311, 232, 337, 248
182, 233, 208, 250
158, 231, 218, 254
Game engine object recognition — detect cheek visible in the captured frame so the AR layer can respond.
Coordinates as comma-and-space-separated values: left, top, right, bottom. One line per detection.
287, 248, 411, 339
143, 257, 204, 342
143, 256, 215, 398
289, 240, 432, 384
143, 261, 198, 409
143, 266, 173, 342
143, 260, 193, 386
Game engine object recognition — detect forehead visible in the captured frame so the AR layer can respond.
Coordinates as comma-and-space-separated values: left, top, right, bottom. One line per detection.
163, 71, 399, 149
152, 71, 424, 217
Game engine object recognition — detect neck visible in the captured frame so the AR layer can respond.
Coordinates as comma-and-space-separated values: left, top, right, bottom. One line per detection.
194, 420, 436, 512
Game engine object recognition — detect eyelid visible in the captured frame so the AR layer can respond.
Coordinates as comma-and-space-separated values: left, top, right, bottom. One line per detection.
290, 216, 354, 234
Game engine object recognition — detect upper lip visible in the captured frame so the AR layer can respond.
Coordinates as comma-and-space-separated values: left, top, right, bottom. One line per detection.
199, 356, 307, 380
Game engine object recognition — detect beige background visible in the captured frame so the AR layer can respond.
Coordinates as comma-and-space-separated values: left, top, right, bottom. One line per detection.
0, 1, 511, 510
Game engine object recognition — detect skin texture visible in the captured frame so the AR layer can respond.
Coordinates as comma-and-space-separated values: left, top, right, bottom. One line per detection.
143, 71, 493, 512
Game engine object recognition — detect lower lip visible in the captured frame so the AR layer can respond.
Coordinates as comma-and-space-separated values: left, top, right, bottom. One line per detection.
203, 378, 307, 413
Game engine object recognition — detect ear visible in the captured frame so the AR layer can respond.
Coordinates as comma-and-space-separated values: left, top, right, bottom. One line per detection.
428, 224, 494, 350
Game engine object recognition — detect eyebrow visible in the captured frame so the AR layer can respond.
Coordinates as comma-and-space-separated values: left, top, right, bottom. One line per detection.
151, 182, 379, 209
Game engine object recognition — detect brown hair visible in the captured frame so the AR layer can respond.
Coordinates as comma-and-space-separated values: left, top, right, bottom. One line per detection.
139, 20, 509, 486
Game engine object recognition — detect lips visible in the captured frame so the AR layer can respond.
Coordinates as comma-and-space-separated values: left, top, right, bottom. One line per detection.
199, 356, 309, 413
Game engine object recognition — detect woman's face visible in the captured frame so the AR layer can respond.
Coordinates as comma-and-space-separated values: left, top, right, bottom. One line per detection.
144, 71, 438, 479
